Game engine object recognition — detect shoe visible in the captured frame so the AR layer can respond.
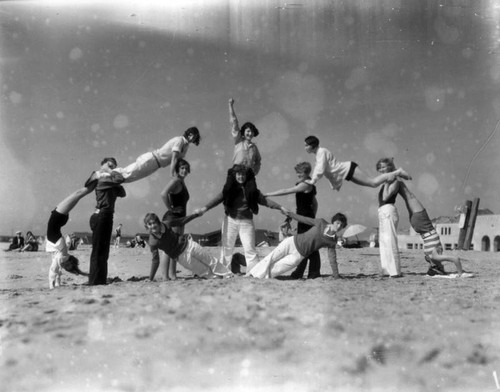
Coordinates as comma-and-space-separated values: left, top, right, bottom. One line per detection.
307, 273, 321, 279
289, 272, 303, 280
426, 266, 446, 276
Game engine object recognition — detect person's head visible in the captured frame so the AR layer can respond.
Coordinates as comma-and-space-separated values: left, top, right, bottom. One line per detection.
232, 164, 248, 184
330, 212, 348, 232
294, 162, 312, 181
143, 213, 161, 233
100, 157, 118, 172
135, 233, 142, 240
184, 127, 201, 146
174, 158, 191, 178
26, 231, 33, 237
304, 136, 320, 153
376, 157, 396, 173
240, 122, 259, 140
15, 231, 22, 237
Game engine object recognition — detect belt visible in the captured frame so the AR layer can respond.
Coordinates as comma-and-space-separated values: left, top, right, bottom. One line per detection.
422, 229, 437, 238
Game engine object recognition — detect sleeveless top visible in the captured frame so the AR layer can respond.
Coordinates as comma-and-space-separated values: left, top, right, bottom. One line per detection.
378, 185, 397, 207
169, 180, 190, 218
295, 181, 317, 218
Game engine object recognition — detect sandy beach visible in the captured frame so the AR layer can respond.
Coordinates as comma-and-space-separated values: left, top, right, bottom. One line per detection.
1, 245, 499, 392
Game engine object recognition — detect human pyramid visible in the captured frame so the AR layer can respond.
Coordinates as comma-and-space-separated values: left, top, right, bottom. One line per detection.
46, 98, 469, 289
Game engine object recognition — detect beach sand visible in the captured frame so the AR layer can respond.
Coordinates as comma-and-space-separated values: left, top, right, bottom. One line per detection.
1, 245, 499, 392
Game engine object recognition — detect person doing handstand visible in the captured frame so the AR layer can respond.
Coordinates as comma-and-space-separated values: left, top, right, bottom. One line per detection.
398, 181, 468, 276
46, 180, 97, 289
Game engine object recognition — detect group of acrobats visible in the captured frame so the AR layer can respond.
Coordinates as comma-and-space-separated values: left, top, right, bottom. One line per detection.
46, 98, 470, 289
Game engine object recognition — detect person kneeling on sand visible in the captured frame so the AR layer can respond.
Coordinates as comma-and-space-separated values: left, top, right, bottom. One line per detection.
398, 181, 472, 278
249, 211, 347, 279
144, 212, 231, 280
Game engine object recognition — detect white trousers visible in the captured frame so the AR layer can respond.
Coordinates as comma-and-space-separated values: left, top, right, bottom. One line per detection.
178, 238, 230, 277
114, 152, 161, 183
378, 204, 401, 276
220, 215, 258, 275
250, 236, 303, 278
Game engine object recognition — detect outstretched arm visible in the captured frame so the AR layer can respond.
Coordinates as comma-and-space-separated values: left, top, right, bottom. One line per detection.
148, 242, 160, 280
286, 211, 320, 227
229, 98, 241, 142
166, 213, 201, 228
194, 193, 224, 215
170, 151, 180, 177
264, 182, 312, 197
308, 149, 327, 185
328, 247, 341, 278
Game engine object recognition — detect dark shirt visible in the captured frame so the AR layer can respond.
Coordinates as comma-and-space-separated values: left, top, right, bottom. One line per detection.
205, 190, 282, 219
94, 181, 126, 213
378, 185, 398, 207
295, 181, 317, 217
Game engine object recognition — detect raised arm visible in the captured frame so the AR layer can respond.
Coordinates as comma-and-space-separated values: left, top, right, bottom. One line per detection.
264, 182, 312, 197
380, 180, 401, 202
229, 98, 241, 142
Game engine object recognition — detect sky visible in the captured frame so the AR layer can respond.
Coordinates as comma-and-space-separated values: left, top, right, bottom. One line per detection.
1, 0, 500, 239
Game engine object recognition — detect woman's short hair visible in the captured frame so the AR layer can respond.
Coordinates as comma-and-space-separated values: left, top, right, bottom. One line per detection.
240, 122, 259, 137
184, 127, 201, 146
294, 162, 312, 175
376, 157, 395, 172
331, 212, 347, 228
175, 158, 191, 174
304, 135, 320, 149
143, 212, 161, 229
101, 157, 118, 166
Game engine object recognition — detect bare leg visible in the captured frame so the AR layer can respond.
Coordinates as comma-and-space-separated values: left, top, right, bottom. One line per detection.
350, 166, 411, 188
55, 185, 95, 215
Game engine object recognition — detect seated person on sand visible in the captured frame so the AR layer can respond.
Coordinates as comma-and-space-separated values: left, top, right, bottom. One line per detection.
20, 231, 39, 252
144, 212, 231, 280
398, 181, 472, 278
128, 234, 146, 248
249, 211, 347, 279
65, 233, 81, 251
45, 181, 97, 289
94, 127, 201, 184
6, 231, 24, 251
303, 135, 412, 191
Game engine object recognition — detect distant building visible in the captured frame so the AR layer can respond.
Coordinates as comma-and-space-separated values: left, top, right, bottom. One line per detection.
397, 211, 500, 252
